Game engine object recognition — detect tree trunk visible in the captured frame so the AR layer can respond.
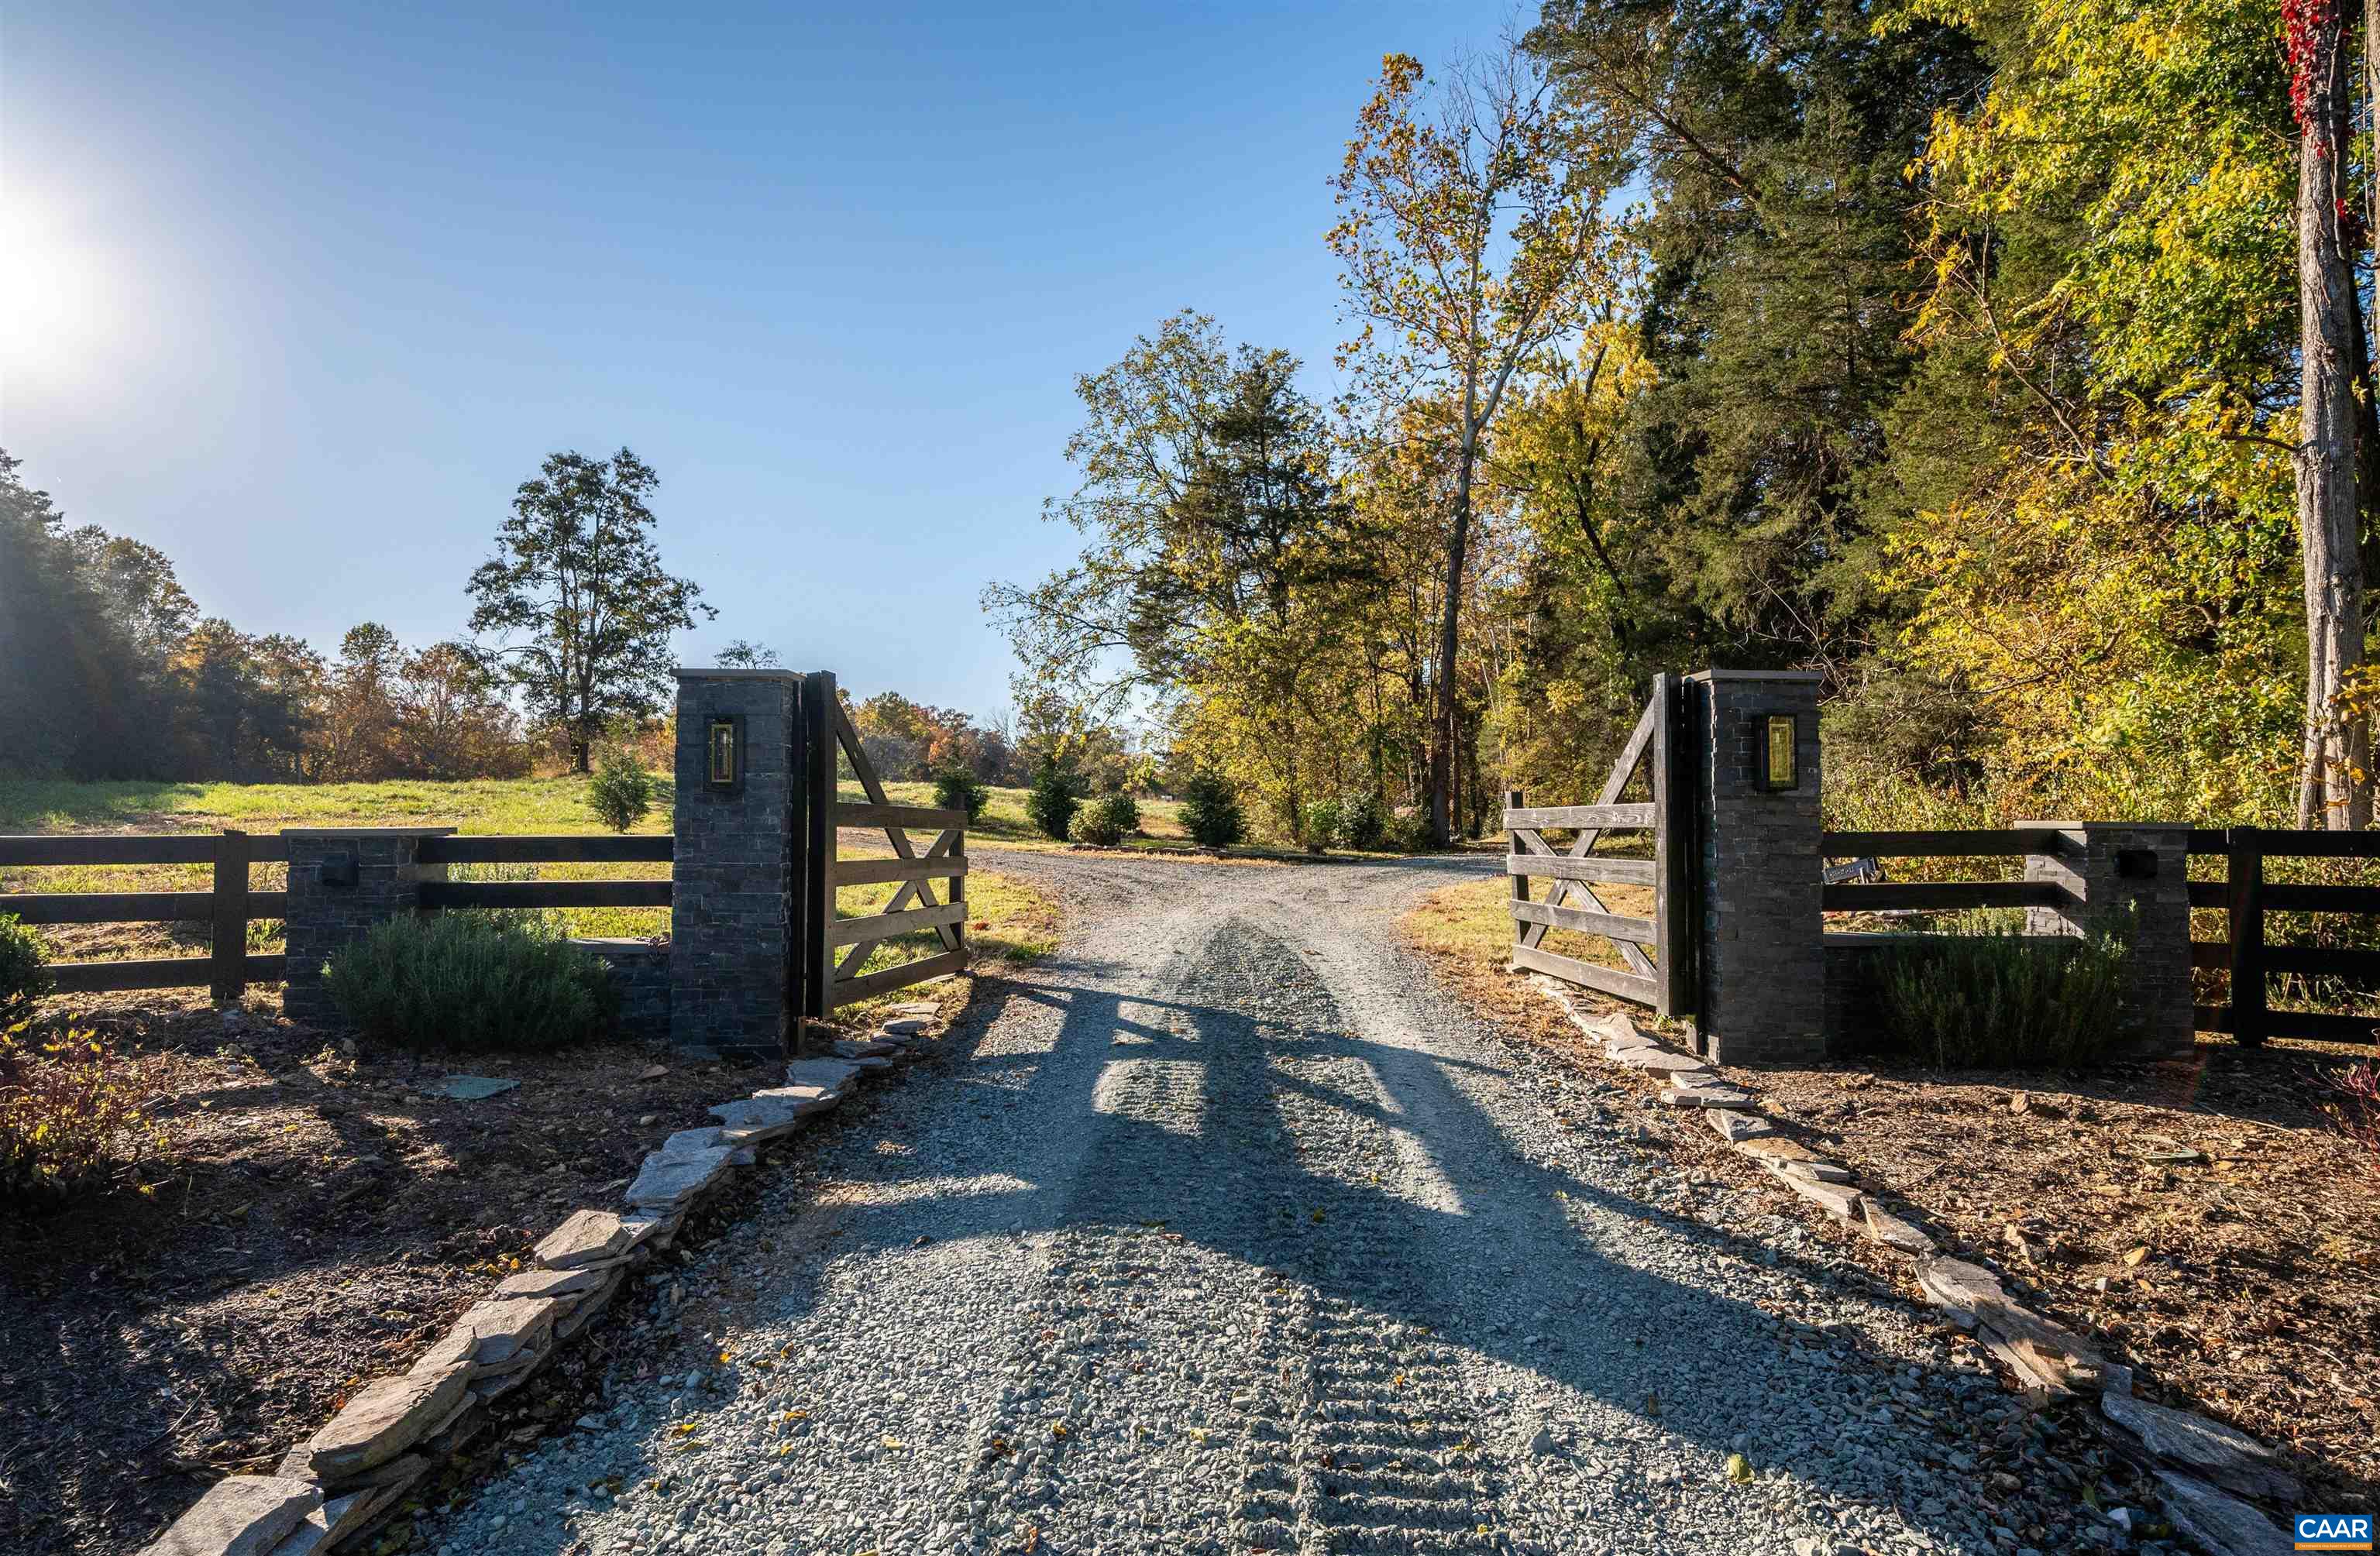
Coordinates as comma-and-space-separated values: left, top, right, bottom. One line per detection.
573, 737, 592, 775
1432, 433, 1477, 848
2293, 10, 2371, 829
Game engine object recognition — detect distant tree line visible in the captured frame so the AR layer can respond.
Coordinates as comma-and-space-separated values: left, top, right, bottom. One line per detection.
0, 451, 528, 781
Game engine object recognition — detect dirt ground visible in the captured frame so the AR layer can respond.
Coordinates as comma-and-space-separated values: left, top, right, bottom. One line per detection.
1402, 912, 2380, 1516
0, 981, 954, 1556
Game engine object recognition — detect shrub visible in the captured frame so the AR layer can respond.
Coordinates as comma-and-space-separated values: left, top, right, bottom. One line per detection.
2327, 1060, 2380, 1179
0, 915, 50, 1022
325, 911, 618, 1051
1302, 798, 1343, 855
1382, 807, 1435, 854
0, 1022, 166, 1205
1337, 792, 1388, 851
932, 767, 991, 824
1071, 792, 1140, 848
1026, 761, 1082, 841
1877, 919, 2131, 1070
586, 750, 654, 833
1178, 773, 1245, 848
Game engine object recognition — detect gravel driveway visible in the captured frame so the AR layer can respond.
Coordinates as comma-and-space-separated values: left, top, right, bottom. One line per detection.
421, 853, 2077, 1556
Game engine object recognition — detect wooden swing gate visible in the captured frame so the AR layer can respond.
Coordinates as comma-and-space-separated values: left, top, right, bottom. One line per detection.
792, 670, 971, 1025
1503, 671, 1696, 1020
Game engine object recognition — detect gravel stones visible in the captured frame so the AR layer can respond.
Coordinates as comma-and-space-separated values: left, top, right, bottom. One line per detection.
412, 853, 2143, 1556
532, 1210, 631, 1269
135, 1475, 321, 1556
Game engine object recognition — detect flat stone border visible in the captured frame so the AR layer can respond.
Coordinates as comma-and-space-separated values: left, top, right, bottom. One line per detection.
1534, 981, 2301, 1556
136, 1003, 948, 1556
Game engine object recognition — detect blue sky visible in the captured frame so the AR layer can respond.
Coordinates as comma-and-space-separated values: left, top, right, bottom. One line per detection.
3, 2, 1494, 718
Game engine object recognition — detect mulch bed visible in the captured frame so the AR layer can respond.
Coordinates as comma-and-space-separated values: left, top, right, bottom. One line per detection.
1404, 934, 2380, 1516
0, 986, 781, 1556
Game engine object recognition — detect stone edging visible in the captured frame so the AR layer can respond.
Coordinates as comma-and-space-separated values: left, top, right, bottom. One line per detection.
1536, 982, 2303, 1556
134, 1008, 948, 1556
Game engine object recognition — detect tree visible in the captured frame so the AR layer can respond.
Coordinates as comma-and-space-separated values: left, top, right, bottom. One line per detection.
2286, 0, 2369, 826
717, 639, 780, 668
1331, 44, 1621, 843
467, 448, 714, 772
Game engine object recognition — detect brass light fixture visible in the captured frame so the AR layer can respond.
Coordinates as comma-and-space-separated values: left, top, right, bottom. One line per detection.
1760, 713, 1799, 792
707, 716, 740, 790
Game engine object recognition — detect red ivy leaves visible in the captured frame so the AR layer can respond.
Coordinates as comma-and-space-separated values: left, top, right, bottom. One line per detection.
2284, 0, 2341, 148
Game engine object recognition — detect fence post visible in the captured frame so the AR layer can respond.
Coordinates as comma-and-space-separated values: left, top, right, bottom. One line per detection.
800, 670, 837, 1042
2227, 826, 2266, 1048
1650, 673, 1695, 1022
1506, 788, 1526, 963
208, 828, 251, 1004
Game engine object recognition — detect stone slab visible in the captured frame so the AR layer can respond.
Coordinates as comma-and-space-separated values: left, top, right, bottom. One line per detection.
882, 1017, 931, 1036
621, 1209, 680, 1252
533, 1210, 631, 1269
782, 1058, 862, 1090
1659, 1083, 1757, 1108
2105, 1394, 2299, 1502
138, 1475, 322, 1556
1605, 1046, 1711, 1077
2155, 1472, 2292, 1556
660, 1126, 730, 1154
1734, 1135, 1831, 1165
624, 1148, 734, 1210
432, 1075, 519, 1101
301, 1346, 471, 1477
1858, 1200, 1937, 1256
448, 1296, 562, 1365
262, 1489, 375, 1556
494, 1264, 614, 1300
1707, 1109, 1777, 1143
1771, 1170, 1862, 1219
1777, 1159, 1853, 1184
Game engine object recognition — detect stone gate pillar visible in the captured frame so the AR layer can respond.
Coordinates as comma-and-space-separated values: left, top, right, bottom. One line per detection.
670, 669, 801, 1055
1687, 670, 1825, 1065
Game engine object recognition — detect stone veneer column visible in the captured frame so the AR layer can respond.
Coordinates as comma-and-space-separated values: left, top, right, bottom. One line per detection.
1688, 670, 1825, 1065
2021, 821, 2196, 1058
280, 827, 455, 1025
669, 669, 800, 1055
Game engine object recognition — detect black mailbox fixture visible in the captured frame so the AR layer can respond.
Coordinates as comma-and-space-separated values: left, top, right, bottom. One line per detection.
706, 715, 743, 792
319, 850, 359, 889
1756, 712, 1800, 792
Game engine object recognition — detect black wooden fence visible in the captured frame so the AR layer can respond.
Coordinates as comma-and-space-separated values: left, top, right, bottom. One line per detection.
2188, 827, 2380, 1046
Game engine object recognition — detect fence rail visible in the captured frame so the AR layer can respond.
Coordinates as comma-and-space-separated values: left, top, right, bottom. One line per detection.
0, 829, 673, 1002
2189, 826, 2380, 1046
1818, 830, 2076, 916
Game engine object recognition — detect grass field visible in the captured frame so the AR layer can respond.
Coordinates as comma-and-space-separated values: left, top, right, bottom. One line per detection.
0, 775, 1074, 984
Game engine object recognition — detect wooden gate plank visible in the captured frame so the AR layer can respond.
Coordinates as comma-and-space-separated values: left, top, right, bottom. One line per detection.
1512, 943, 1660, 1005
832, 705, 962, 969
1504, 803, 1656, 831
1508, 899, 1656, 944
1508, 855, 1658, 886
